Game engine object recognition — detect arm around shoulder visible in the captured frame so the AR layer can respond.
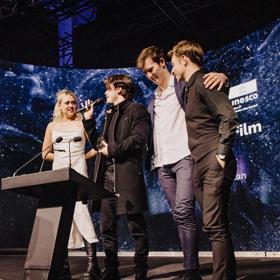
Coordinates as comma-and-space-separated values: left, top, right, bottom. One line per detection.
203, 72, 229, 91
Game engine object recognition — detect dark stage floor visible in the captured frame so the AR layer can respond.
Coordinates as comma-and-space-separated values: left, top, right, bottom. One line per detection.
0, 254, 280, 280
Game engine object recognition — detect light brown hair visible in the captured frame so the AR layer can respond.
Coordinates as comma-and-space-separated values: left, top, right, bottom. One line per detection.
168, 40, 204, 67
136, 46, 166, 69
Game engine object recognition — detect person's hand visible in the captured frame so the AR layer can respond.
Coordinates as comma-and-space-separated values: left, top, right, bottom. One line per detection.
98, 140, 108, 156
81, 99, 94, 120
203, 72, 228, 91
216, 155, 225, 168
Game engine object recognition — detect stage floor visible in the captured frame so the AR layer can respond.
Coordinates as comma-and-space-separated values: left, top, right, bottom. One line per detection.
0, 255, 280, 279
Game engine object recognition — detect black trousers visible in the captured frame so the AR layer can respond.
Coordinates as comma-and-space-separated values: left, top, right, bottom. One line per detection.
100, 164, 149, 272
192, 151, 237, 280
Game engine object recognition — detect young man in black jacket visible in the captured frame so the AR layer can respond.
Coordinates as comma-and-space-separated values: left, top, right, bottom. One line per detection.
169, 40, 238, 280
83, 74, 150, 280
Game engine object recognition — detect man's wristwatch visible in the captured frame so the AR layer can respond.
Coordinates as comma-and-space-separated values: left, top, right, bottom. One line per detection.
217, 153, 226, 161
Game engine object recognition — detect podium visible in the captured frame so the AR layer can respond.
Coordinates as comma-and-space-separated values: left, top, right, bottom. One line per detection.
1, 168, 115, 280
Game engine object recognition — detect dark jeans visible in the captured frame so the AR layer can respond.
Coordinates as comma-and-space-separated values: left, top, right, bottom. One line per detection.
192, 151, 237, 280
158, 155, 199, 270
100, 165, 149, 272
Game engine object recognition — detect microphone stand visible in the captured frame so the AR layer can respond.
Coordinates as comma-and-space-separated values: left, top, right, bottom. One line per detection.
68, 140, 72, 168
39, 149, 65, 172
39, 150, 51, 172
13, 137, 63, 177
68, 136, 82, 169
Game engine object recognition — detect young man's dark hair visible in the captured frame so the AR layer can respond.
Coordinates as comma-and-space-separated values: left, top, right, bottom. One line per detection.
104, 74, 135, 100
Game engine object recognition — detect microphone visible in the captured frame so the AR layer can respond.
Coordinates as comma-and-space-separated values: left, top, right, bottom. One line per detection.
73, 136, 82, 142
68, 136, 82, 168
76, 98, 105, 114
13, 136, 63, 176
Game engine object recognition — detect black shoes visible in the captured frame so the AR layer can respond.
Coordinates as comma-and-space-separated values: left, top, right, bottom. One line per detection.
184, 269, 202, 280
99, 268, 121, 280
135, 270, 148, 280
57, 257, 72, 280
83, 239, 101, 279
173, 269, 202, 280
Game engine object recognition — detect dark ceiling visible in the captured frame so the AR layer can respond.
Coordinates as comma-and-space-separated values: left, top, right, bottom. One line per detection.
0, 0, 279, 69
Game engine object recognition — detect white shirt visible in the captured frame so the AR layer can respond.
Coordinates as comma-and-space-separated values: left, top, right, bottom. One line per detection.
153, 77, 190, 167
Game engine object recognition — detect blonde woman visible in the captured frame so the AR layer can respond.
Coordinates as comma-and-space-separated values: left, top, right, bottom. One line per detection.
42, 89, 100, 279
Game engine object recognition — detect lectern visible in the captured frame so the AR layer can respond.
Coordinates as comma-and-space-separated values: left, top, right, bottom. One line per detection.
1, 168, 114, 280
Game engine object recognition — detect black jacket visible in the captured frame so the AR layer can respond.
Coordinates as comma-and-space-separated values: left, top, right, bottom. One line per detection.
84, 100, 150, 215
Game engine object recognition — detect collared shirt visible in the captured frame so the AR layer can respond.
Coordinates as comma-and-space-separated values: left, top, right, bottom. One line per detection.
153, 77, 190, 167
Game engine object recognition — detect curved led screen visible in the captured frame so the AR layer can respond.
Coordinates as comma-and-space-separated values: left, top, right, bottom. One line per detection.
0, 19, 279, 251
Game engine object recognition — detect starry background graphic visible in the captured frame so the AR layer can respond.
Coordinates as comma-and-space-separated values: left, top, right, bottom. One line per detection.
0, 19, 279, 251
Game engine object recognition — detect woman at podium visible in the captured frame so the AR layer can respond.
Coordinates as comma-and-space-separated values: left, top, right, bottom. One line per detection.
42, 89, 100, 279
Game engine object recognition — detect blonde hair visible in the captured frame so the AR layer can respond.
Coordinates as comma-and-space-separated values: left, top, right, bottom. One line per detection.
168, 40, 204, 67
52, 89, 82, 122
